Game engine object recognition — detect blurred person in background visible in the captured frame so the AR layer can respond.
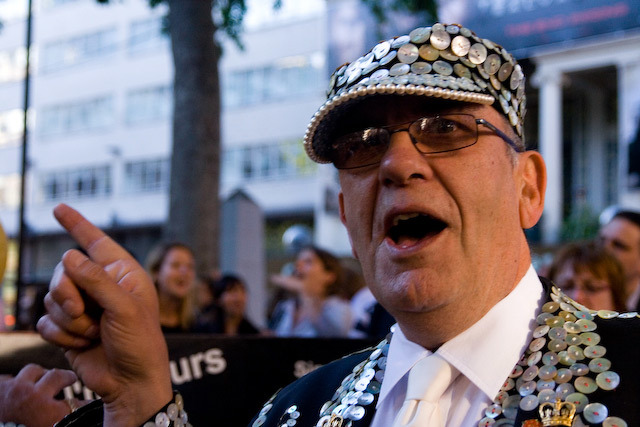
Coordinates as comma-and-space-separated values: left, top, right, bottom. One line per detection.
145, 242, 197, 333
195, 273, 260, 335
269, 245, 352, 337
547, 241, 627, 311
346, 263, 396, 339
194, 274, 216, 314
599, 210, 640, 311
344, 263, 375, 337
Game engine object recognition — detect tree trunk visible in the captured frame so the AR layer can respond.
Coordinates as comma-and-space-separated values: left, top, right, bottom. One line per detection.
166, 0, 220, 274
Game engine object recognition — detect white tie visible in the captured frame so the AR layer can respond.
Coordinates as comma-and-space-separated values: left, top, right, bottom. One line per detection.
392, 353, 460, 427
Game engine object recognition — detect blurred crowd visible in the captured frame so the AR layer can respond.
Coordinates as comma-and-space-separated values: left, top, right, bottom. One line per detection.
144, 239, 398, 339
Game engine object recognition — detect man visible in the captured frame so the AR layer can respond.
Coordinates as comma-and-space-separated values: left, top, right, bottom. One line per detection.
599, 210, 640, 311
37, 23, 640, 426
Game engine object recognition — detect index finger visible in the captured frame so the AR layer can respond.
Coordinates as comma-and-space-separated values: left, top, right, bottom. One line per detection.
53, 204, 134, 267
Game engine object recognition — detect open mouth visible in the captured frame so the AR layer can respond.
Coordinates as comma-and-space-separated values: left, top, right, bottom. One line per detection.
387, 213, 447, 246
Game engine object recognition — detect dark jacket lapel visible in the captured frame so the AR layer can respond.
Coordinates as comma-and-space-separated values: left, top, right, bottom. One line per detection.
512, 277, 640, 426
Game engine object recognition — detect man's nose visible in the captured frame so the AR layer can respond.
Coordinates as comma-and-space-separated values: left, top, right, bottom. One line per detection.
378, 131, 433, 184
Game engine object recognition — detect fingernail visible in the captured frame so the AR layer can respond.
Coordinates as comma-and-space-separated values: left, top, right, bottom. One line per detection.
65, 250, 86, 268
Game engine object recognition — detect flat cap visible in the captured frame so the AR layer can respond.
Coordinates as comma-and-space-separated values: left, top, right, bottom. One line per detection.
304, 23, 526, 164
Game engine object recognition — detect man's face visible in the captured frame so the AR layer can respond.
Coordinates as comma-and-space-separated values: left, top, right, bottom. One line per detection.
337, 98, 542, 331
599, 217, 640, 287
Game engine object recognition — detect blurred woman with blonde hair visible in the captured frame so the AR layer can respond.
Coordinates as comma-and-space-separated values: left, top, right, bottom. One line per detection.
146, 242, 197, 333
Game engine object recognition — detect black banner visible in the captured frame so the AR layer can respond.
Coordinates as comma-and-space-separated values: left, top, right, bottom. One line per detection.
461, 0, 640, 56
0, 333, 378, 426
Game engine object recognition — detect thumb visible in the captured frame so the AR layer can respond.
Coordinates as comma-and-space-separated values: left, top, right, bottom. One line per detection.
61, 249, 128, 317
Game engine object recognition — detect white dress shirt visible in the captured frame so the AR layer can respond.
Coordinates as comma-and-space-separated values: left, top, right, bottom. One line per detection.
371, 265, 545, 427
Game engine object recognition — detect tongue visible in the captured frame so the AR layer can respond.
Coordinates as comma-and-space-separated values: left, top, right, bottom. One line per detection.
395, 235, 421, 247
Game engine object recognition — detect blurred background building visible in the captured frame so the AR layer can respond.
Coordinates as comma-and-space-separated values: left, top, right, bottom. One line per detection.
0, 0, 639, 328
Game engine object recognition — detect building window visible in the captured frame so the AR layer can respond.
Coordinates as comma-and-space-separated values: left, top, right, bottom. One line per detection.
124, 159, 169, 193
0, 173, 21, 208
41, 28, 117, 73
0, 109, 24, 147
41, 166, 111, 201
222, 139, 315, 184
128, 17, 168, 53
125, 85, 172, 125
222, 52, 325, 108
244, 0, 325, 30
41, 0, 81, 9
38, 95, 114, 136
0, 47, 26, 84
0, 0, 28, 21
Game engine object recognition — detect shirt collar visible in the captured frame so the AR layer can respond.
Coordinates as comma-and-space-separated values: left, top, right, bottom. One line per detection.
377, 265, 544, 406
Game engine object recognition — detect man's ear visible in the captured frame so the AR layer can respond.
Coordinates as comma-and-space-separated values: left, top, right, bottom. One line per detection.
517, 151, 546, 229
339, 191, 358, 259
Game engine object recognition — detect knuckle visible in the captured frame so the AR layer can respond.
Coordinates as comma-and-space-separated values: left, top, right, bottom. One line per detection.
22, 363, 42, 372
65, 255, 104, 285
36, 317, 60, 342
49, 277, 68, 303
43, 292, 54, 310
82, 261, 105, 281
35, 315, 48, 333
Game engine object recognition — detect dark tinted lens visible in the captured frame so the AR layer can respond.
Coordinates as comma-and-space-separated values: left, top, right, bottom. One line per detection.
410, 114, 477, 153
331, 128, 390, 169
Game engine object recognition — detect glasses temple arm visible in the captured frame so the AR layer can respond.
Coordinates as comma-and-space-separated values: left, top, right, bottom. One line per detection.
476, 119, 524, 152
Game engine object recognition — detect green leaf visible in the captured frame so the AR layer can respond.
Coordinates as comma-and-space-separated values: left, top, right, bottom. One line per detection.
361, 0, 438, 24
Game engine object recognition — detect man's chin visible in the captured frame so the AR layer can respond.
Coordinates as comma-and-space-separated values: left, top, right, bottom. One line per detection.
376, 276, 451, 314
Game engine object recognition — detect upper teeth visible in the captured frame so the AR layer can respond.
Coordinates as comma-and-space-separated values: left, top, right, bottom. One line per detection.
392, 213, 420, 227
